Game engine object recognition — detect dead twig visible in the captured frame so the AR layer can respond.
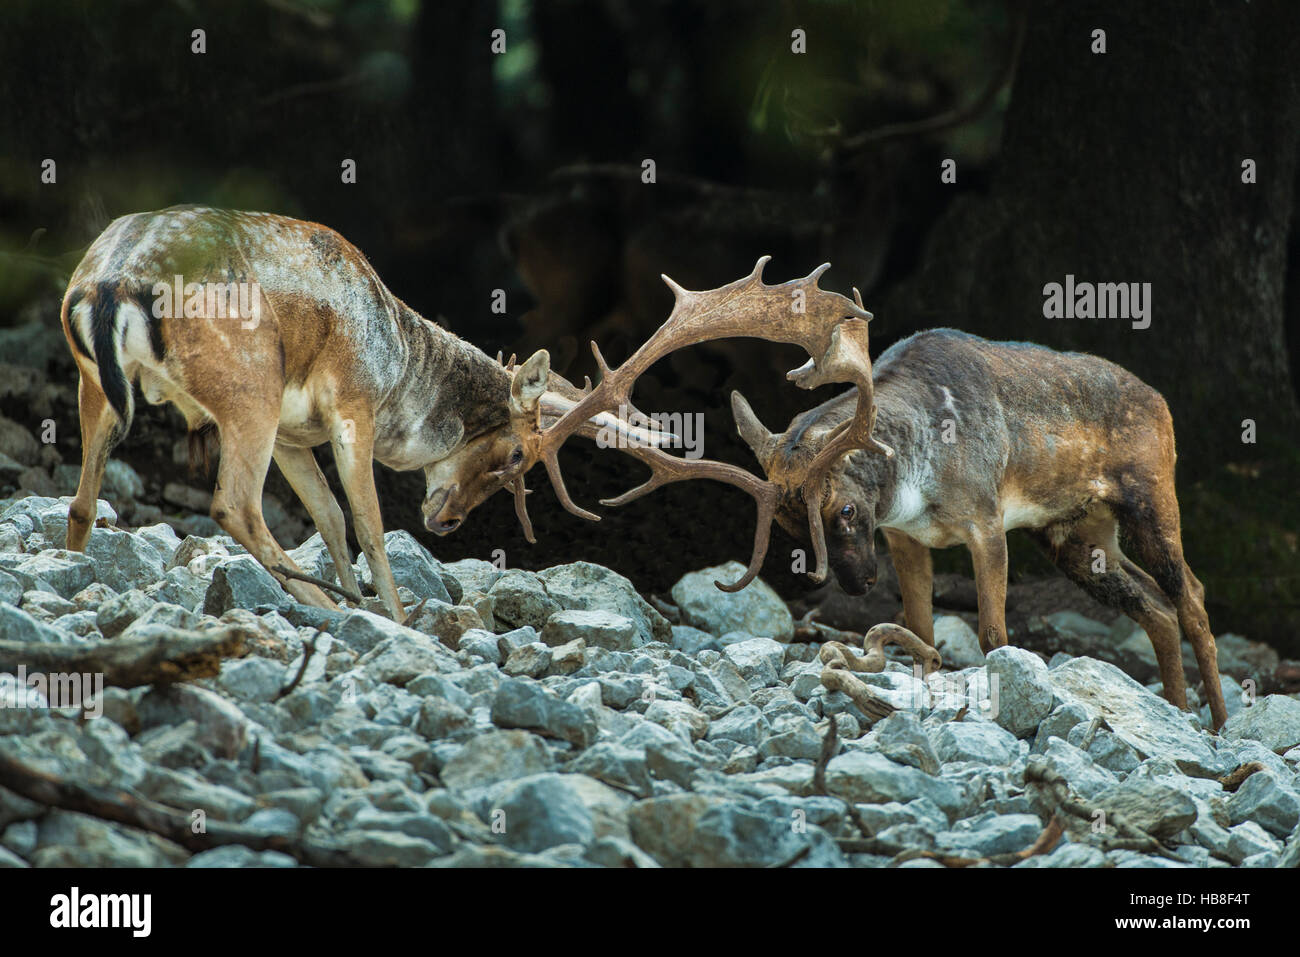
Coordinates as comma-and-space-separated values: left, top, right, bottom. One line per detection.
1079, 715, 1104, 751
271, 564, 363, 605
841, 0, 1029, 154
813, 714, 875, 841
400, 597, 430, 629
274, 629, 322, 701
647, 595, 680, 623
1025, 757, 1182, 862
1218, 761, 1266, 792
792, 608, 860, 646
836, 814, 1064, 868
813, 713, 838, 798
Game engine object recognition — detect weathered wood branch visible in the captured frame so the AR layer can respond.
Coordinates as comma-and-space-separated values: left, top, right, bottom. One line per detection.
0, 625, 247, 690
271, 564, 363, 605
1025, 757, 1182, 862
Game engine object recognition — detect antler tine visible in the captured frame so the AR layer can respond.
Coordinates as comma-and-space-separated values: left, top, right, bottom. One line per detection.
510, 478, 535, 544
597, 443, 781, 592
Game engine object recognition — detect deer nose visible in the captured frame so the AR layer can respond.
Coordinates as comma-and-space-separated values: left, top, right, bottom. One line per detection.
431, 516, 461, 534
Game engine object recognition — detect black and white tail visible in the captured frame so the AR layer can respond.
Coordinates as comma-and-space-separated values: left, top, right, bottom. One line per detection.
64, 281, 149, 439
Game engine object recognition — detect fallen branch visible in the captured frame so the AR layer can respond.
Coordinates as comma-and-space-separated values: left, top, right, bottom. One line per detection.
1025, 757, 1183, 862
0, 625, 247, 690
840, 0, 1029, 154
647, 595, 680, 623
812, 712, 1069, 868
271, 564, 363, 605
0, 748, 368, 867
274, 629, 321, 701
836, 815, 1064, 868
1218, 761, 1265, 792
812, 713, 838, 798
792, 608, 859, 645
813, 715, 876, 841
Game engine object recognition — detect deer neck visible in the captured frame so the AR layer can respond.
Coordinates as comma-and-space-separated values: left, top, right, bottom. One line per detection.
852, 391, 927, 529
372, 304, 512, 470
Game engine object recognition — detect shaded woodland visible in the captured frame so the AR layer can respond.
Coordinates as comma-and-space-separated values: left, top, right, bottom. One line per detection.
1, 0, 1298, 651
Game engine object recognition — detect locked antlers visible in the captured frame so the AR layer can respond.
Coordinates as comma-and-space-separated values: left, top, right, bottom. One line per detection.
535, 256, 892, 591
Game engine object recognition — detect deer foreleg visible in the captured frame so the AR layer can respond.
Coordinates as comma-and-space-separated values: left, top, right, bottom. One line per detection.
883, 529, 934, 646
966, 525, 1009, 654
273, 443, 361, 599
209, 420, 337, 611
330, 414, 403, 620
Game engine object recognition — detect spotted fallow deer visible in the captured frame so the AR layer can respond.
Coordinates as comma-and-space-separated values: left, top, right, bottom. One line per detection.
60, 205, 662, 620
523, 256, 1225, 730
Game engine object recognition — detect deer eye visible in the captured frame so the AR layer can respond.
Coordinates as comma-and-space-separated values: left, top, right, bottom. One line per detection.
509, 448, 524, 466
840, 503, 855, 520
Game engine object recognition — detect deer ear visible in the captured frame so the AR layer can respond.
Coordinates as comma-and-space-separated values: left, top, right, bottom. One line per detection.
731, 390, 774, 461
510, 350, 551, 416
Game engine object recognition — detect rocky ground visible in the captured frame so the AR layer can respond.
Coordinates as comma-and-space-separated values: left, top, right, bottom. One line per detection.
1, 486, 1299, 869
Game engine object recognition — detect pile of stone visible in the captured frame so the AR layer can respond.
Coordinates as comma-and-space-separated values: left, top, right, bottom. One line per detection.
1, 494, 1297, 868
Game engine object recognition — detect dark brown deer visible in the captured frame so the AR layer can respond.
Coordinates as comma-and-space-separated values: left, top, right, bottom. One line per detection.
728, 328, 1228, 730
524, 256, 1225, 730
60, 206, 661, 620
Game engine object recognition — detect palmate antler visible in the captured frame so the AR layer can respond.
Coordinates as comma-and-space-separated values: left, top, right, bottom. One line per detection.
534, 256, 892, 592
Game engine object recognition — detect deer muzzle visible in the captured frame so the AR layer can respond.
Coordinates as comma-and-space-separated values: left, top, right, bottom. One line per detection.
423, 484, 464, 535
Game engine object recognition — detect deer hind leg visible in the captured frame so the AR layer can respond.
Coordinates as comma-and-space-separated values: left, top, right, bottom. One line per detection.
209, 417, 337, 610
328, 413, 403, 620
273, 443, 362, 598
1035, 509, 1188, 710
1114, 488, 1227, 730
67, 372, 120, 551
965, 523, 1009, 653
883, 528, 934, 646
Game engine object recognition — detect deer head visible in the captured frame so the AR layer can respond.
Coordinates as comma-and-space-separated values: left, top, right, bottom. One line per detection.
731, 388, 889, 594
422, 349, 667, 539
527, 256, 892, 591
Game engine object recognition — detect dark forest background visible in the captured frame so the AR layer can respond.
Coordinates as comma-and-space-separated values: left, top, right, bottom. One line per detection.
1, 0, 1298, 653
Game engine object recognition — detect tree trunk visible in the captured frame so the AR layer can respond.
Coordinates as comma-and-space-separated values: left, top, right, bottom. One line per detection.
882, 0, 1300, 472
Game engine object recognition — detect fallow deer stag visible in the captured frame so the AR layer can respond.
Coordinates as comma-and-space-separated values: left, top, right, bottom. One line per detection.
60, 206, 661, 620
727, 323, 1228, 730
527, 256, 1225, 729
